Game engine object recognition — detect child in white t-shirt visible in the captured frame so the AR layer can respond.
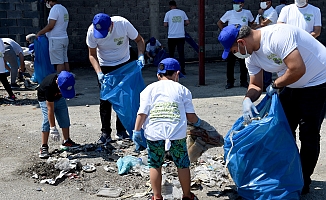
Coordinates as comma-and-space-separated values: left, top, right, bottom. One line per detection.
145, 37, 162, 64
0, 39, 15, 102
133, 58, 199, 200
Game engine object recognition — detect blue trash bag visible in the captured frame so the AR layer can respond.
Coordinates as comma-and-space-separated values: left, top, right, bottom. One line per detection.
31, 35, 55, 83
117, 155, 140, 175
153, 49, 169, 67
100, 61, 147, 149
224, 94, 303, 200
185, 31, 199, 53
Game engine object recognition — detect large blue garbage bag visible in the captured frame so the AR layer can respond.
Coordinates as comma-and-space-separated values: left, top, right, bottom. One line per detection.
31, 35, 55, 83
224, 94, 303, 200
185, 31, 199, 53
100, 61, 147, 149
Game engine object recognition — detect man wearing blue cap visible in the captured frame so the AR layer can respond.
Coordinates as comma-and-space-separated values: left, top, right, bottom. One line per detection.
218, 23, 326, 195
37, 71, 80, 158
217, 0, 254, 89
133, 58, 200, 200
86, 13, 145, 144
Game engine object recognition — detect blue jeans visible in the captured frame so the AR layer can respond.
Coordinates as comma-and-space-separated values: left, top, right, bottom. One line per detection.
39, 97, 70, 132
279, 82, 326, 188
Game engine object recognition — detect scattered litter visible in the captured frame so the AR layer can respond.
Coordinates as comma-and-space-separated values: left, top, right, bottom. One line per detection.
103, 165, 115, 173
35, 187, 43, 192
82, 164, 96, 173
96, 187, 122, 198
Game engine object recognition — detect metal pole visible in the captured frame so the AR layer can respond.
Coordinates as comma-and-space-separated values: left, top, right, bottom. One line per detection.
198, 0, 205, 85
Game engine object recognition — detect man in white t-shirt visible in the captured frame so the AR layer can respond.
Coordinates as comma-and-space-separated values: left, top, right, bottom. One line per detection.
0, 39, 15, 101
2, 38, 25, 88
219, 24, 326, 195
277, 0, 321, 38
217, 0, 254, 89
164, 1, 189, 74
36, 0, 69, 72
252, 0, 278, 30
145, 37, 162, 64
275, 0, 287, 16
86, 13, 145, 144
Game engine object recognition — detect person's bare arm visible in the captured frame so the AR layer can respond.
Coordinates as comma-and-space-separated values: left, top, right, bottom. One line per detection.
88, 47, 101, 74
311, 26, 321, 38
186, 113, 199, 124
217, 20, 224, 30
46, 101, 56, 127
245, 69, 263, 102
36, 19, 56, 37
134, 113, 147, 131
273, 48, 306, 88
134, 34, 145, 57
184, 19, 190, 26
18, 52, 25, 72
164, 22, 168, 27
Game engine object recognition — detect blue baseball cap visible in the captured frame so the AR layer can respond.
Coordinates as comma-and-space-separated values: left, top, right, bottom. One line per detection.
158, 58, 185, 78
218, 24, 241, 59
58, 71, 76, 99
233, 0, 244, 3
149, 37, 156, 46
92, 13, 111, 39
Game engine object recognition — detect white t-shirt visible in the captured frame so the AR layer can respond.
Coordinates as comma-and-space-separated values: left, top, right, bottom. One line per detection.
46, 4, 69, 38
275, 4, 286, 16
255, 6, 278, 25
146, 40, 161, 53
137, 80, 196, 149
164, 9, 189, 38
220, 9, 254, 26
0, 39, 5, 73
1, 38, 23, 55
245, 24, 326, 88
277, 4, 321, 34
86, 16, 139, 66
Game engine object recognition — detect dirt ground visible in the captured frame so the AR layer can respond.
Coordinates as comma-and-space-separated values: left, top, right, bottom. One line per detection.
0, 61, 325, 200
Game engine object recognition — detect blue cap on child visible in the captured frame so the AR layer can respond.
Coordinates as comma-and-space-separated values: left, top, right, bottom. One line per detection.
157, 58, 185, 78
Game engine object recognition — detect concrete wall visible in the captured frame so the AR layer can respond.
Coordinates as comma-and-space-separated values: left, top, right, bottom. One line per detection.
0, 0, 325, 64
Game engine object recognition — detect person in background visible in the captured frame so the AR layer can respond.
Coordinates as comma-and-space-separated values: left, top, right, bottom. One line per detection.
219, 23, 326, 195
2, 38, 25, 88
164, 0, 189, 75
37, 71, 80, 158
277, 0, 321, 38
0, 39, 16, 101
251, 0, 278, 92
133, 58, 199, 200
86, 13, 145, 144
36, 0, 70, 72
217, 0, 254, 89
145, 37, 163, 64
275, 0, 287, 16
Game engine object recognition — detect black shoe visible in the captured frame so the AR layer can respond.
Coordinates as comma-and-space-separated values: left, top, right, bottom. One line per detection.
240, 82, 249, 88
225, 83, 234, 89
60, 138, 80, 150
115, 131, 129, 140
39, 144, 50, 159
301, 185, 310, 195
97, 133, 112, 145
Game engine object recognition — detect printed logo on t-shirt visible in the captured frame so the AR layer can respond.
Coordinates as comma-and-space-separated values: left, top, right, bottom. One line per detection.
172, 16, 182, 23
304, 14, 313, 22
241, 17, 247, 23
267, 53, 283, 65
64, 14, 69, 22
149, 102, 181, 122
114, 37, 124, 45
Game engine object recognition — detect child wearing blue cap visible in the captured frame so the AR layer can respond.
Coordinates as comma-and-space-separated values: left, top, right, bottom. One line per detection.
37, 71, 80, 158
133, 58, 200, 200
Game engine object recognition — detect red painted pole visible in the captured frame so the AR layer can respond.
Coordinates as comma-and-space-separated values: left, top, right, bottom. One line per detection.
198, 0, 205, 85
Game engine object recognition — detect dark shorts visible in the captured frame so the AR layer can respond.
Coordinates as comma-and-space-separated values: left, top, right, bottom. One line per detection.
147, 138, 190, 169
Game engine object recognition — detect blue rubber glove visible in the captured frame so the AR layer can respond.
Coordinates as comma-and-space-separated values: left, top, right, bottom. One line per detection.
266, 83, 278, 96
242, 97, 259, 124
138, 54, 145, 66
97, 72, 104, 84
132, 130, 143, 144
193, 117, 202, 127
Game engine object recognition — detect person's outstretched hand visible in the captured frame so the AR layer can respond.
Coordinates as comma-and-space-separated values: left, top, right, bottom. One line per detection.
138, 54, 145, 66
242, 97, 259, 124
266, 83, 278, 96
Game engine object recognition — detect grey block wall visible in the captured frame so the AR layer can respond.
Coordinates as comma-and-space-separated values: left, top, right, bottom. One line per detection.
0, 0, 325, 64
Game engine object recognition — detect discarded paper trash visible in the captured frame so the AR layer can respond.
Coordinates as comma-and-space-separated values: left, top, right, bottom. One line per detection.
187, 119, 224, 162
96, 187, 122, 198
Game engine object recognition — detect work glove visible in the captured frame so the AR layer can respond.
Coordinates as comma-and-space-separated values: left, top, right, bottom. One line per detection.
132, 130, 143, 143
97, 72, 104, 84
138, 54, 145, 66
242, 97, 259, 124
192, 117, 202, 127
266, 83, 278, 96
50, 126, 60, 142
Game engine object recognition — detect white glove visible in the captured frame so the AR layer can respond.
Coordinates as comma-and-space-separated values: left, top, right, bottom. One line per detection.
242, 97, 259, 124
266, 83, 278, 96
50, 126, 60, 142
97, 72, 104, 84
138, 54, 145, 66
